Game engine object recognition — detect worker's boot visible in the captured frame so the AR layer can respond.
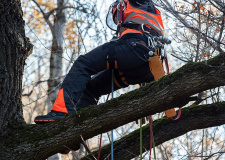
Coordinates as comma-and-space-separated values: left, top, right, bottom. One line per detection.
34, 110, 68, 124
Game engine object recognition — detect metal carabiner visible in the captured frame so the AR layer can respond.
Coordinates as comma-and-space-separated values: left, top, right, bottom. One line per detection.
148, 36, 156, 49
147, 37, 155, 57
141, 24, 151, 35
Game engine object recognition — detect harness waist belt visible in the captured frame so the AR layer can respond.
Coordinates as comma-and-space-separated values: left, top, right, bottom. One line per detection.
121, 23, 159, 36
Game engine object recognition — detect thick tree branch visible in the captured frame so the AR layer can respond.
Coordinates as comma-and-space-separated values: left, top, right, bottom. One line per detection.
45, 6, 88, 19
82, 102, 225, 160
1, 54, 225, 159
31, 0, 54, 31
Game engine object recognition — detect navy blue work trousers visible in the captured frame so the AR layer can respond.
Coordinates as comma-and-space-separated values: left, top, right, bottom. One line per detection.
53, 34, 155, 114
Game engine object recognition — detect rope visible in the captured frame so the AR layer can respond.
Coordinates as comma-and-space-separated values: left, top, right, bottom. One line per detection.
111, 69, 114, 160
111, 130, 114, 160
149, 116, 153, 160
140, 119, 143, 159
149, 115, 157, 160
168, 108, 182, 121
97, 134, 103, 160
97, 94, 110, 160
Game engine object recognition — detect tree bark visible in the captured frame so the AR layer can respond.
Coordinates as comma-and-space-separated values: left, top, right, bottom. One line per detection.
82, 102, 225, 160
0, 53, 225, 159
0, 0, 32, 132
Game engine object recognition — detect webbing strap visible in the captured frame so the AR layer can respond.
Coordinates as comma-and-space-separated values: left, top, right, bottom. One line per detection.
106, 57, 118, 70
122, 23, 159, 36
114, 69, 129, 88
105, 42, 129, 88
106, 42, 117, 70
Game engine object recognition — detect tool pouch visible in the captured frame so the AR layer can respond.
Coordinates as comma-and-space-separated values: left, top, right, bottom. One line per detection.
148, 55, 176, 118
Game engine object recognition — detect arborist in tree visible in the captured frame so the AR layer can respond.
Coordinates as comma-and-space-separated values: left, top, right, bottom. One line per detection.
34, 0, 170, 124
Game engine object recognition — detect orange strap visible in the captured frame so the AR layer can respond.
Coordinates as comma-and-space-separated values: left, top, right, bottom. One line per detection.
106, 56, 118, 70
112, 70, 129, 88
113, 76, 122, 88
120, 29, 142, 38
106, 54, 128, 88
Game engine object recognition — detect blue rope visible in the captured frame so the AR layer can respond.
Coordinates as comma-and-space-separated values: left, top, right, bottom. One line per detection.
111, 69, 114, 160
111, 130, 114, 160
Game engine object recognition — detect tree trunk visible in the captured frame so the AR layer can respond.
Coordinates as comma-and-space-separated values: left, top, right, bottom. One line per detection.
48, 0, 66, 109
0, 0, 32, 132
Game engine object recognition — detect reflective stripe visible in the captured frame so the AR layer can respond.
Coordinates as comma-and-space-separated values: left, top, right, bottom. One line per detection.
125, 18, 163, 36
122, 1, 164, 36
125, 11, 164, 32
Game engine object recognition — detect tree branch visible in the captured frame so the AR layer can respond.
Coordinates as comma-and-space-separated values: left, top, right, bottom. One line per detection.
45, 5, 88, 19
82, 102, 225, 160
160, 0, 225, 53
1, 54, 225, 159
31, 0, 54, 31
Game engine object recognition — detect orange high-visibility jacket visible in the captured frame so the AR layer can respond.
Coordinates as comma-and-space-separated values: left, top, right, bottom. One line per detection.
114, 0, 164, 37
